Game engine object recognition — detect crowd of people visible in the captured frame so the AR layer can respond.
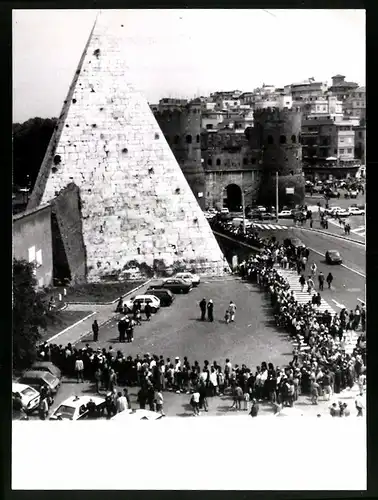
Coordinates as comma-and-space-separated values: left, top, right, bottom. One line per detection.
28, 213, 366, 419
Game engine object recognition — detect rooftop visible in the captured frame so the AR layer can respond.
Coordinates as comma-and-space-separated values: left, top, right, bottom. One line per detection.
13, 202, 51, 222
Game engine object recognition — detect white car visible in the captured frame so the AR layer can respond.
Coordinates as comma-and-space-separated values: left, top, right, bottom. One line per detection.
349, 190, 358, 198
257, 206, 266, 213
111, 409, 164, 421
12, 382, 40, 413
124, 295, 160, 313
49, 395, 106, 420
207, 208, 217, 214
325, 206, 343, 216
334, 209, 350, 217
204, 212, 216, 220
174, 272, 201, 286
220, 208, 229, 214
277, 210, 292, 218
348, 207, 365, 216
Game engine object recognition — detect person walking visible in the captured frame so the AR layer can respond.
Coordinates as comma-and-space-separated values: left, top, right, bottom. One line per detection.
126, 317, 134, 343
38, 396, 49, 420
145, 302, 152, 321
190, 391, 200, 416
207, 299, 214, 322
92, 320, 99, 342
355, 390, 365, 417
326, 272, 334, 289
118, 318, 126, 343
299, 274, 306, 292
310, 262, 317, 278
115, 391, 128, 413
155, 389, 165, 415
199, 298, 207, 321
307, 276, 314, 294
94, 367, 102, 394
318, 271, 325, 291
228, 300, 236, 322
249, 399, 259, 417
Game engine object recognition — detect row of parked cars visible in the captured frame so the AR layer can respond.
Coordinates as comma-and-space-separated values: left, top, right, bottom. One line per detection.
119, 271, 201, 315
323, 204, 365, 218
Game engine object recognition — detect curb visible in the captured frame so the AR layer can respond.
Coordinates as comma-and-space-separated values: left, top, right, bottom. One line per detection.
295, 227, 365, 246
64, 279, 153, 306
72, 316, 115, 346
46, 311, 97, 343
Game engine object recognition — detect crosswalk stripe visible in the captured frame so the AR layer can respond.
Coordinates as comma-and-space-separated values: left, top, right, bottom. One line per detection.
267, 224, 277, 230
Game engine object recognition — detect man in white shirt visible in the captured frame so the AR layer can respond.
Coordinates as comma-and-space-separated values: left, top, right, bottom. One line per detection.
191, 391, 200, 415
75, 357, 84, 383
116, 391, 128, 413
355, 391, 365, 416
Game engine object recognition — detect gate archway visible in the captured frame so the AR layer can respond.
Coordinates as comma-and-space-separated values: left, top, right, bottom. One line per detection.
224, 184, 242, 212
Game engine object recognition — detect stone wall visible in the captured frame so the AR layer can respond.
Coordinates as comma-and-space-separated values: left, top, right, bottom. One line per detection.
51, 183, 87, 284
27, 18, 228, 282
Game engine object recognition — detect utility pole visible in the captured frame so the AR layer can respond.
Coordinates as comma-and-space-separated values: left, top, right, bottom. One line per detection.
241, 188, 246, 234
276, 171, 279, 223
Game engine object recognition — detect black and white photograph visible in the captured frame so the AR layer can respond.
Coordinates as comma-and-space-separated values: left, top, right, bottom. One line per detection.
12, 8, 366, 490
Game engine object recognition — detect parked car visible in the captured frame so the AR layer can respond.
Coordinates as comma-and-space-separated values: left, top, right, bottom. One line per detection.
12, 382, 40, 414
174, 272, 200, 286
277, 210, 292, 219
30, 361, 62, 380
350, 190, 358, 199
325, 250, 342, 265
144, 287, 175, 306
334, 209, 350, 217
261, 212, 276, 220
208, 208, 217, 214
161, 278, 193, 294
325, 206, 343, 216
50, 395, 106, 421
124, 294, 160, 313
19, 371, 60, 395
256, 206, 266, 213
348, 206, 365, 216
111, 409, 164, 421
220, 208, 229, 214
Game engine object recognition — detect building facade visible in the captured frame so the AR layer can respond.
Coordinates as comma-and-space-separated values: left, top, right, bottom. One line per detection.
13, 204, 53, 288
328, 74, 358, 101
343, 86, 366, 120
353, 123, 366, 164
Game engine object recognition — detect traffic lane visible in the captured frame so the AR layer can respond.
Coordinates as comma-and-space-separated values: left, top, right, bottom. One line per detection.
290, 231, 365, 311
251, 228, 365, 310
305, 192, 365, 210
291, 228, 365, 276
75, 278, 294, 371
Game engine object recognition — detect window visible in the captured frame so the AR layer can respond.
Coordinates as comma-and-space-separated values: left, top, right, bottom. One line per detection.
243, 158, 248, 165
334, 148, 337, 154
196, 134, 200, 143
347, 148, 352, 154
216, 159, 221, 166
339, 138, 345, 143
339, 148, 345, 154
207, 158, 212, 166
291, 135, 296, 143
28, 246, 36, 263
280, 135, 286, 144
206, 124, 213, 130
267, 135, 274, 144
36, 249, 43, 267
174, 135, 180, 144
186, 135, 192, 144
251, 158, 256, 164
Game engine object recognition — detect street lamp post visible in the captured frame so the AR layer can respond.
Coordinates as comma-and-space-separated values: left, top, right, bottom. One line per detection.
241, 188, 246, 234
275, 171, 279, 223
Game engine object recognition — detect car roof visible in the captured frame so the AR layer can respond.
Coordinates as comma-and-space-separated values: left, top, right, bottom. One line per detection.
111, 409, 163, 421
21, 370, 51, 379
147, 287, 172, 293
56, 395, 105, 409
327, 250, 340, 254
131, 294, 158, 300
12, 382, 36, 392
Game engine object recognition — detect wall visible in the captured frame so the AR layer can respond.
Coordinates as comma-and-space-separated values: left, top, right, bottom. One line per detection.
13, 204, 53, 288
51, 183, 87, 284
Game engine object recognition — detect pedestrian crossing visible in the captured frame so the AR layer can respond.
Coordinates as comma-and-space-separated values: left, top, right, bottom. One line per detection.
249, 223, 289, 231
274, 266, 359, 355
352, 226, 365, 237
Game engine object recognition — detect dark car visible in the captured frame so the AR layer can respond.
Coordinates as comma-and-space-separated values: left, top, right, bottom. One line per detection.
261, 212, 276, 220
145, 287, 175, 306
161, 278, 193, 294
325, 250, 342, 265
31, 361, 62, 380
19, 370, 60, 395
290, 237, 305, 249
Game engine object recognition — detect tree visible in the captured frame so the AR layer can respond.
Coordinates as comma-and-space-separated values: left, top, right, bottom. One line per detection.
13, 117, 57, 190
12, 259, 47, 371
258, 173, 305, 209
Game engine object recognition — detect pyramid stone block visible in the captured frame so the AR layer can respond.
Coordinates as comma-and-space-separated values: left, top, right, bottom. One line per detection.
28, 16, 229, 282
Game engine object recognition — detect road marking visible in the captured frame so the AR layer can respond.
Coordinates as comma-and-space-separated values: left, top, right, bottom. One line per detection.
46, 311, 96, 343
307, 247, 366, 278
346, 288, 362, 292
331, 299, 346, 309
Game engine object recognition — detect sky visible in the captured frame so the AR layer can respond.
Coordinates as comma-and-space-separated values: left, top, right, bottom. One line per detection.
13, 9, 365, 123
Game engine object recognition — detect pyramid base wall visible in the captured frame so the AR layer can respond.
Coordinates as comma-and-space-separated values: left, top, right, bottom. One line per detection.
85, 253, 229, 283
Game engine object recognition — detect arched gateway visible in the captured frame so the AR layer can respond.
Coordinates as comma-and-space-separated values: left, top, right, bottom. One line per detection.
224, 184, 242, 212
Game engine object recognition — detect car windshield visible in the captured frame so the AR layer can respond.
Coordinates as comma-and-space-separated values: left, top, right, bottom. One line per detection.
21, 387, 37, 397
54, 405, 76, 419
329, 251, 340, 257
42, 373, 56, 384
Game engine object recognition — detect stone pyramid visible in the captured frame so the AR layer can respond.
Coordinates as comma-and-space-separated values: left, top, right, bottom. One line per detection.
28, 15, 229, 282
